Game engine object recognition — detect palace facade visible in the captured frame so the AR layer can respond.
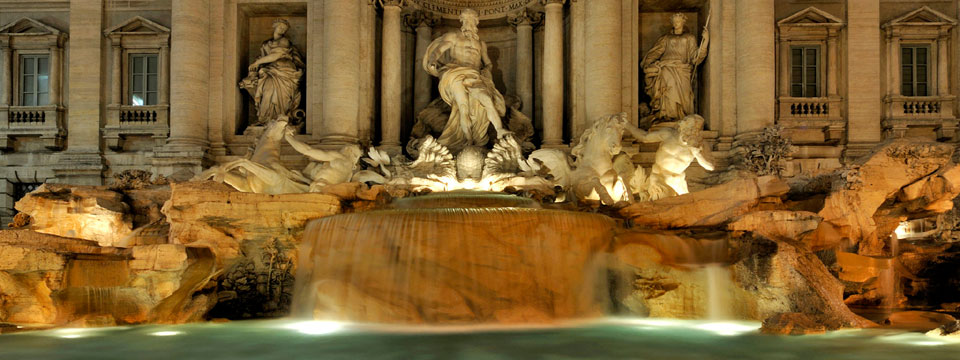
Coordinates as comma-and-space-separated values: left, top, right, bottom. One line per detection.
0, 0, 958, 224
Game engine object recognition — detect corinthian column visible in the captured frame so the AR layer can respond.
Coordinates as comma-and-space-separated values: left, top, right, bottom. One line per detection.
734, 0, 775, 136
541, 0, 565, 146
407, 10, 437, 116
508, 8, 540, 122
321, 0, 361, 146
379, 0, 404, 153
584, 0, 621, 123
167, 0, 210, 149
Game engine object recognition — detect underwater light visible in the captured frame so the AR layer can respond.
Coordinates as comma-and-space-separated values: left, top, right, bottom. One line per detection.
284, 321, 344, 335
693, 322, 759, 336
150, 331, 182, 336
54, 328, 92, 339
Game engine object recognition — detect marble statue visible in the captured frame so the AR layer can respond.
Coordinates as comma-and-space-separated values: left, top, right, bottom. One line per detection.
197, 116, 310, 194
284, 130, 363, 192
423, 9, 507, 153
641, 12, 709, 122
239, 19, 305, 126
568, 113, 648, 205
634, 114, 715, 200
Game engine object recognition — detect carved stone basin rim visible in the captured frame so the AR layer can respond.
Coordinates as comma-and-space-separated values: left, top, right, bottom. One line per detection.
410, 0, 538, 19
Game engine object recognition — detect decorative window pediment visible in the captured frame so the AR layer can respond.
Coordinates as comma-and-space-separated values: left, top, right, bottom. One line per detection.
104, 16, 170, 48
885, 6, 957, 29
0, 17, 62, 36
0, 17, 67, 48
105, 16, 170, 35
777, 7, 844, 39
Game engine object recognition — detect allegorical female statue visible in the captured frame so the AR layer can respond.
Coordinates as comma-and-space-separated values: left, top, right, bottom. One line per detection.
423, 9, 507, 154
240, 19, 305, 126
641, 12, 709, 122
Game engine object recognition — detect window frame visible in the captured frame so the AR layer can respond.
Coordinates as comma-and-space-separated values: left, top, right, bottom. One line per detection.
11, 49, 51, 107
899, 43, 932, 97
126, 52, 159, 106
789, 45, 822, 98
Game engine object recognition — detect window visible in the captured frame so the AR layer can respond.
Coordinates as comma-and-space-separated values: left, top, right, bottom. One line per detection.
901, 45, 930, 97
790, 46, 820, 98
11, 182, 40, 214
19, 54, 49, 106
129, 53, 158, 106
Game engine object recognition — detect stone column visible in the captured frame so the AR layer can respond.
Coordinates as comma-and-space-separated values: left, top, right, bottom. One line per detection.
57, 0, 104, 185
887, 32, 901, 96
826, 32, 838, 97
584, 0, 621, 123
0, 40, 9, 106
321, 0, 361, 146
845, 0, 882, 157
541, 0, 564, 146
379, 0, 404, 153
153, 0, 209, 180
159, 42, 170, 105
110, 40, 122, 106
734, 0, 775, 136
166, 0, 209, 149
508, 9, 540, 121
49, 45, 61, 106
569, 0, 586, 139
938, 32, 949, 96
408, 10, 437, 117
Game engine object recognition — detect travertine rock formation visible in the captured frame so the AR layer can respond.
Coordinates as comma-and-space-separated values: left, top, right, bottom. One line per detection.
15, 184, 133, 247
0, 230, 209, 326
162, 181, 340, 264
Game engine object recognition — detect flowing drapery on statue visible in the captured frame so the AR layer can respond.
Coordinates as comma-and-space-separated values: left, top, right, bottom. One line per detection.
423, 9, 507, 153
240, 19, 305, 126
641, 12, 709, 122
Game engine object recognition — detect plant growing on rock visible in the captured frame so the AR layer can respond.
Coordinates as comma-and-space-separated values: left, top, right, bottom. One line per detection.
110, 170, 169, 190
738, 124, 796, 176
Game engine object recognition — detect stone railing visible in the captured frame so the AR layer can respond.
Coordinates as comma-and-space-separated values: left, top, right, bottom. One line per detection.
0, 105, 65, 150
104, 104, 170, 150
779, 97, 841, 119
882, 95, 958, 140
885, 96, 952, 118
777, 97, 844, 144
119, 108, 160, 123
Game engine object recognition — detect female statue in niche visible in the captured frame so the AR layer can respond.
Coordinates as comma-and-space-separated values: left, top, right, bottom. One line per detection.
641, 12, 709, 123
240, 18, 305, 126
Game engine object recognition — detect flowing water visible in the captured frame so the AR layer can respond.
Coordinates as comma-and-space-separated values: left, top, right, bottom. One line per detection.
2, 318, 959, 360
703, 264, 733, 320
293, 191, 616, 324
57, 258, 140, 323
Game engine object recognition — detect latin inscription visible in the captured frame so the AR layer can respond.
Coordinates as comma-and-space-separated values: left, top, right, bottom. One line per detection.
412, 0, 533, 18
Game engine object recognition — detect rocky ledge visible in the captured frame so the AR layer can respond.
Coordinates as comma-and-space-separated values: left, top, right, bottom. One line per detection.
3, 140, 960, 333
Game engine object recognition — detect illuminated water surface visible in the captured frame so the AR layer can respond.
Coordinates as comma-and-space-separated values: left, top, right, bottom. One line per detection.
2, 318, 960, 359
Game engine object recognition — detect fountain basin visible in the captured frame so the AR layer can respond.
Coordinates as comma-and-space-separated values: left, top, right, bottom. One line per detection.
294, 192, 615, 324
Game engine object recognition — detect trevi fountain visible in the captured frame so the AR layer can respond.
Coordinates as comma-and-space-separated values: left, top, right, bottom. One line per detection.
2, 0, 960, 359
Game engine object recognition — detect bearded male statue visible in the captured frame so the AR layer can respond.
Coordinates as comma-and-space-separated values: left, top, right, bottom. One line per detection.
422, 9, 507, 154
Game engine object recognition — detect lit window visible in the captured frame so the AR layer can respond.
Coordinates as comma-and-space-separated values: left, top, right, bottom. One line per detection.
19, 54, 49, 106
790, 46, 820, 98
129, 53, 158, 106
901, 45, 930, 97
